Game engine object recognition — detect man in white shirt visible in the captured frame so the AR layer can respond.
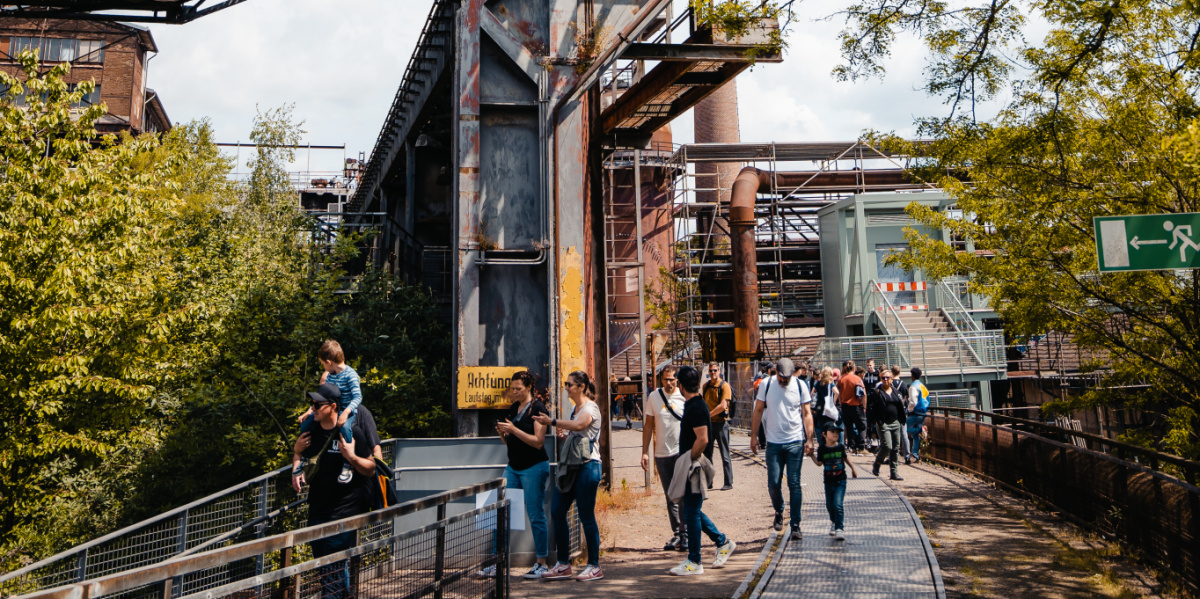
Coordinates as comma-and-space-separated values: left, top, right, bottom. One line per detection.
749, 358, 814, 540
641, 365, 688, 552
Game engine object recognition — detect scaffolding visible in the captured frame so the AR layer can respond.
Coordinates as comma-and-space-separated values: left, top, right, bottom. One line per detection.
603, 142, 678, 383
667, 141, 933, 362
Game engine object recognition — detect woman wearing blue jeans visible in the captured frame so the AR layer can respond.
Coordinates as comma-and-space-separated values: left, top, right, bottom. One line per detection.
533, 370, 605, 582
481, 371, 551, 579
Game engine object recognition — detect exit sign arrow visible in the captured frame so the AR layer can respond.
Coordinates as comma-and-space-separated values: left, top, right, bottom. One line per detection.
1129, 236, 1167, 250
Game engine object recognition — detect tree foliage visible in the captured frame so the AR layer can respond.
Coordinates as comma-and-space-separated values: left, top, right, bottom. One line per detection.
836, 1, 1200, 458
0, 53, 451, 568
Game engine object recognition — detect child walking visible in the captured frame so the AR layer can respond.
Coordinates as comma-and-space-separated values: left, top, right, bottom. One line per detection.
812, 421, 857, 540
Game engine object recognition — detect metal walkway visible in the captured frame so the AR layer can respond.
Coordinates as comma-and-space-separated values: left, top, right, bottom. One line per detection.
732, 435, 944, 599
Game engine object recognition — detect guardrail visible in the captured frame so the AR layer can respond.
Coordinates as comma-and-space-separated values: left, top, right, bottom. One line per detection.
925, 407, 1199, 595
811, 331, 1006, 377
15, 479, 510, 599
861, 279, 910, 337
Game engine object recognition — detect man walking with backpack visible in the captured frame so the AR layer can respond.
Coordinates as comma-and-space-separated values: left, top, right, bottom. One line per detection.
749, 358, 815, 540
703, 363, 734, 490
642, 365, 689, 552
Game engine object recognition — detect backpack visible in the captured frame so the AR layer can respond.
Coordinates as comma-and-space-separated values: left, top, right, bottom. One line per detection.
912, 380, 930, 413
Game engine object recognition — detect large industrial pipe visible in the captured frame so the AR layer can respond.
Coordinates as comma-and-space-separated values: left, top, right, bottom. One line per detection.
727, 166, 917, 359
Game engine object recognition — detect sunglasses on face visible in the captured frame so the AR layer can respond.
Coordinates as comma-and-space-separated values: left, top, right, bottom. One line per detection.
663, 377, 676, 382
563, 381, 576, 388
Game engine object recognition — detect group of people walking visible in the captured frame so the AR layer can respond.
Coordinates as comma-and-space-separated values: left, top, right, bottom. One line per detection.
291, 342, 931, 587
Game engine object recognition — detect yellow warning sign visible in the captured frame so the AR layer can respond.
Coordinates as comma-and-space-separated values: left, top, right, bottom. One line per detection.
457, 366, 526, 409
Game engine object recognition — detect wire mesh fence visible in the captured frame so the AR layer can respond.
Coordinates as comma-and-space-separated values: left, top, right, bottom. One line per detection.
0, 443, 397, 598
925, 408, 1200, 596
15, 480, 510, 599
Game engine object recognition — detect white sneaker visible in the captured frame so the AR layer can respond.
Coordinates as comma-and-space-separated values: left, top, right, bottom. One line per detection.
522, 563, 548, 579
669, 559, 704, 576
338, 463, 353, 483
476, 565, 496, 578
835, 529, 845, 541
829, 524, 836, 536
712, 540, 736, 568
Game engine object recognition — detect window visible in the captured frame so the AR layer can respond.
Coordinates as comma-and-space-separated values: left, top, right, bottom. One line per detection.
4, 37, 104, 64
77, 40, 104, 64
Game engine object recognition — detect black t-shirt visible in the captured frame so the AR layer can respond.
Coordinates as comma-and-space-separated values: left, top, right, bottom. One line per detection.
302, 415, 373, 525
877, 386, 905, 424
357, 405, 382, 448
505, 399, 550, 471
678, 395, 714, 461
817, 442, 847, 482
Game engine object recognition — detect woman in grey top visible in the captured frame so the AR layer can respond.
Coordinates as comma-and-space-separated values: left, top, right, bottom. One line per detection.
533, 370, 604, 582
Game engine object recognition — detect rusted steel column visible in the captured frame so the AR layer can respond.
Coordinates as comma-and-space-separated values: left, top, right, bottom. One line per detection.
728, 167, 768, 359
454, 0, 484, 436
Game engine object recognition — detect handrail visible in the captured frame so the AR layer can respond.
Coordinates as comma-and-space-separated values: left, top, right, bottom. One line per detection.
935, 286, 985, 368
927, 407, 1200, 483
936, 282, 980, 332
0, 438, 400, 591
812, 331, 1006, 373
19, 479, 508, 599
862, 279, 910, 336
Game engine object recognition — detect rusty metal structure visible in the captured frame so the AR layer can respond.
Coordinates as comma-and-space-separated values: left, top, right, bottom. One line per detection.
346, 0, 782, 438
668, 141, 930, 362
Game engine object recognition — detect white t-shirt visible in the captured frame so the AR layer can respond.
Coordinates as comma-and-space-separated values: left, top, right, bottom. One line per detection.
643, 387, 686, 458
568, 401, 603, 462
755, 376, 811, 445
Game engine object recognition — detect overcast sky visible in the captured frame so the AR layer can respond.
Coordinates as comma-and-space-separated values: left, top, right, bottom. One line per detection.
144, 0, 964, 175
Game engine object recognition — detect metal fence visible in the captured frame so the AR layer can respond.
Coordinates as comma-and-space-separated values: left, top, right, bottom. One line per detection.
15, 480, 510, 599
925, 407, 1200, 595
0, 441, 401, 598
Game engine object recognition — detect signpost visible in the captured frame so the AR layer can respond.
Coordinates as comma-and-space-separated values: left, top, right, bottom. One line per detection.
1094, 213, 1200, 272
456, 366, 525, 409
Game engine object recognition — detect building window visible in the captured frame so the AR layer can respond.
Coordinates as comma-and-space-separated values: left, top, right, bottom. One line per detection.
77, 40, 104, 64
3, 37, 104, 64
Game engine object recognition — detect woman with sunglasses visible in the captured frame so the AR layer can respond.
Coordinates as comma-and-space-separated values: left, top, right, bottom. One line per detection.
532, 370, 604, 582
480, 371, 551, 579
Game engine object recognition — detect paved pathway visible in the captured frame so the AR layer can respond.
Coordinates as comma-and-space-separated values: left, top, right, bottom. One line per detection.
728, 435, 944, 599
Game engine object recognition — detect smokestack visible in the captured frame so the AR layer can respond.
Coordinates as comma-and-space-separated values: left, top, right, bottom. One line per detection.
694, 82, 742, 361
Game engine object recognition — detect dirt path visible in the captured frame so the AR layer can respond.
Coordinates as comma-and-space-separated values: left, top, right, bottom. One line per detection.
511, 424, 775, 599
851, 453, 1185, 599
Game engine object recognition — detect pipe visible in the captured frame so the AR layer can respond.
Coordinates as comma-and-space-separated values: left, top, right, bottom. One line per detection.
727, 167, 918, 359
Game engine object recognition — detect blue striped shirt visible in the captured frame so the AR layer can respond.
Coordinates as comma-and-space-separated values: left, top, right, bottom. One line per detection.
326, 365, 363, 413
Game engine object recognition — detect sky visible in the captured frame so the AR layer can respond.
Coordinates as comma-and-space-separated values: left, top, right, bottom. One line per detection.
143, 0, 967, 175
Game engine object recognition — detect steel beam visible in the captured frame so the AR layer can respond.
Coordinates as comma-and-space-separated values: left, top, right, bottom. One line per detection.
619, 42, 782, 62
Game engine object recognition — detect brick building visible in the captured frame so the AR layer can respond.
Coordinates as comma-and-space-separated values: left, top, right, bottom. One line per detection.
0, 19, 170, 134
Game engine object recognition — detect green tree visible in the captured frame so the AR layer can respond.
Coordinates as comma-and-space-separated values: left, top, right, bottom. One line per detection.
835, 1, 1200, 458
0, 54, 452, 567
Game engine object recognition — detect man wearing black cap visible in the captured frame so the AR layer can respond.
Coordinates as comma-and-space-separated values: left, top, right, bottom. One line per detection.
906, 367, 930, 463
291, 382, 377, 596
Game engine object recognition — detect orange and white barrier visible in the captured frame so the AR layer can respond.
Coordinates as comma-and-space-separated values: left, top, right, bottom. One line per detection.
875, 304, 929, 311
875, 281, 928, 292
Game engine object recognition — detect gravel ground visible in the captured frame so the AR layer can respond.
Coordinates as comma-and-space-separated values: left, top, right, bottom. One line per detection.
846, 451, 1185, 599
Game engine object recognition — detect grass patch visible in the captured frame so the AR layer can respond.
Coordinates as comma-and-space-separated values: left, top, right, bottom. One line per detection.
593, 478, 652, 555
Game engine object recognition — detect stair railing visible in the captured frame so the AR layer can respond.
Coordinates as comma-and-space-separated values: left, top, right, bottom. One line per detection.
862, 279, 910, 336
935, 282, 986, 368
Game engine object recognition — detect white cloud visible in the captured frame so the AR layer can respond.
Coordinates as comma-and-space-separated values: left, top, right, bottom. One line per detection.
145, 0, 1000, 173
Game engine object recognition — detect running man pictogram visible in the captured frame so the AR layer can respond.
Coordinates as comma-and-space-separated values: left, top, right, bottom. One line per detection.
1165, 221, 1200, 261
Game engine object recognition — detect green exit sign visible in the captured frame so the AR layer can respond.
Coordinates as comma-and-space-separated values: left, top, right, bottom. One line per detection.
1095, 213, 1200, 272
